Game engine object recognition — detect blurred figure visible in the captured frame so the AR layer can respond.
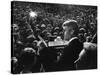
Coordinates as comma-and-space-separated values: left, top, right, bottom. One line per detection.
75, 42, 97, 69
91, 33, 97, 44
14, 47, 40, 74
75, 33, 97, 69
78, 33, 85, 43
11, 57, 18, 74
86, 36, 92, 42
37, 36, 58, 72
78, 28, 86, 42
79, 28, 86, 34
57, 20, 83, 71
12, 24, 20, 43
84, 33, 88, 41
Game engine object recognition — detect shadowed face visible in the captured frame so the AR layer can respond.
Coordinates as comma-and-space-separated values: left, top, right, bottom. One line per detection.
63, 26, 73, 41
13, 24, 19, 31
62, 20, 78, 41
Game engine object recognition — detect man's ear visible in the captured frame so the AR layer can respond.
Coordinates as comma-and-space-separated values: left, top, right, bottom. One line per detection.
63, 26, 66, 30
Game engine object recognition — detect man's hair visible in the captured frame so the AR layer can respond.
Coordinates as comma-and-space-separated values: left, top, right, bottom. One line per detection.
62, 20, 79, 36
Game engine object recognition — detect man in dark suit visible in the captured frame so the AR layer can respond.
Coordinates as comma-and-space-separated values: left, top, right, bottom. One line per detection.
38, 20, 83, 71
57, 20, 83, 71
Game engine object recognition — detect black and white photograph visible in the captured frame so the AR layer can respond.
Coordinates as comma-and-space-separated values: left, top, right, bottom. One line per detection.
11, 1, 97, 74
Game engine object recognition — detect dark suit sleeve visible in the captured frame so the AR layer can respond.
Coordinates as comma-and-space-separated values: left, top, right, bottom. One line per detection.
57, 38, 83, 70
63, 38, 83, 63
69, 38, 83, 54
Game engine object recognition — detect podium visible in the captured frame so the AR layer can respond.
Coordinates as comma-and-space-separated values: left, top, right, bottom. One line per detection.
48, 41, 69, 49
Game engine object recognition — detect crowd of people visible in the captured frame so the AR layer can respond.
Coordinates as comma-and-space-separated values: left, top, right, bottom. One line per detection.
11, 1, 97, 74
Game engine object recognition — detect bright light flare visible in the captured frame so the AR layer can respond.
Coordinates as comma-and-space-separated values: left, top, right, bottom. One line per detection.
29, 11, 37, 17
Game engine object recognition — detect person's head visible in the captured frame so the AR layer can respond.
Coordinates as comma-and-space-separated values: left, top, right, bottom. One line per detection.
20, 47, 36, 66
62, 20, 78, 41
13, 24, 19, 31
79, 28, 86, 34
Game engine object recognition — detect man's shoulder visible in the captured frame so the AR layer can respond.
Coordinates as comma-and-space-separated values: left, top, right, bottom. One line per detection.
66, 37, 83, 51
68, 37, 80, 45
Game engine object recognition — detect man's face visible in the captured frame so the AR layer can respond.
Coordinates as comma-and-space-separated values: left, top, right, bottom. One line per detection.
13, 24, 19, 31
63, 26, 73, 41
